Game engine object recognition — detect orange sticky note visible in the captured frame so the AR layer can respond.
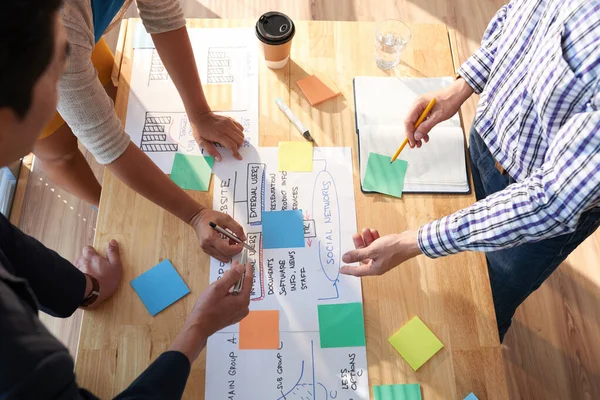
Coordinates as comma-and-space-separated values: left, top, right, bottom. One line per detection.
239, 310, 279, 349
296, 75, 340, 106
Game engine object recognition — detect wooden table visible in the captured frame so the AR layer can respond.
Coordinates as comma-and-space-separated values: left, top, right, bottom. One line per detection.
76, 19, 509, 399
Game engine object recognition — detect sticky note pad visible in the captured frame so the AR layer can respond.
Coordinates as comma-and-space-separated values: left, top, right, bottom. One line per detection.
239, 310, 279, 349
389, 316, 444, 371
278, 142, 313, 172
170, 153, 214, 191
318, 302, 366, 348
296, 75, 340, 106
373, 384, 422, 400
262, 210, 305, 249
130, 259, 190, 316
464, 393, 479, 400
363, 152, 408, 198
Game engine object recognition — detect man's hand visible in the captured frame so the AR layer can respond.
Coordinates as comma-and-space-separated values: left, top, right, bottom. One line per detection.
75, 240, 122, 307
190, 208, 246, 262
340, 229, 422, 277
405, 78, 473, 148
169, 261, 253, 362
191, 111, 245, 161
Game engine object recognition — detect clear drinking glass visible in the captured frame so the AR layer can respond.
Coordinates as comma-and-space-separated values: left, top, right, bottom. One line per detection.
374, 20, 412, 70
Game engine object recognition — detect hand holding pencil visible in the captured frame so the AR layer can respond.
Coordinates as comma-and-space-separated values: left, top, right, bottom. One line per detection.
390, 98, 436, 163
398, 79, 474, 157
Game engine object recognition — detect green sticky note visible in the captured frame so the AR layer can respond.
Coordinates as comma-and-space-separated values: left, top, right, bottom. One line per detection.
373, 384, 422, 400
363, 152, 408, 198
389, 316, 444, 370
170, 154, 214, 191
318, 302, 366, 348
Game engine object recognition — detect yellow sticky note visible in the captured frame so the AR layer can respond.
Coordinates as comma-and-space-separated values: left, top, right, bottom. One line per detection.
278, 142, 313, 172
389, 316, 444, 370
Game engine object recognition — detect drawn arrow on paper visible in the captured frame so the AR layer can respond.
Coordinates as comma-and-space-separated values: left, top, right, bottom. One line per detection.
304, 210, 310, 220
307, 238, 313, 247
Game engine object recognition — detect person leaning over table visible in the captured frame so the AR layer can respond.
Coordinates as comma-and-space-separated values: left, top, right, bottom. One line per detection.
341, 0, 600, 342
32, 0, 246, 262
0, 2, 254, 398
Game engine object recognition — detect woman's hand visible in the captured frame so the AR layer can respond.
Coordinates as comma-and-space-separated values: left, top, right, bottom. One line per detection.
189, 208, 246, 262
191, 111, 245, 161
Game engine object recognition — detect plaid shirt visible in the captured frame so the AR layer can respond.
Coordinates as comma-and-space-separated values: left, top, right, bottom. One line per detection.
418, 0, 600, 258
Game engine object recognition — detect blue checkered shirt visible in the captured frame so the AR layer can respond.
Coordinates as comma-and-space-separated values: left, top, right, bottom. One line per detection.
418, 0, 600, 258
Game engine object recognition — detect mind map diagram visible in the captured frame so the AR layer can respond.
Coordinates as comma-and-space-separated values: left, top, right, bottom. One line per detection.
206, 147, 369, 400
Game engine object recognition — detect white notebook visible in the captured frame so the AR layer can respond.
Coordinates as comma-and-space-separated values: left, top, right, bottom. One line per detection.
353, 76, 470, 194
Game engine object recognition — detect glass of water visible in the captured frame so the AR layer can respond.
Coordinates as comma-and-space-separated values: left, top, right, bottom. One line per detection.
374, 19, 412, 70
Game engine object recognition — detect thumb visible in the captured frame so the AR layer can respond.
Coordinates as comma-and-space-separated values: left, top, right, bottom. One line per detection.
201, 140, 222, 162
414, 112, 441, 139
106, 239, 121, 266
215, 262, 245, 293
342, 247, 372, 264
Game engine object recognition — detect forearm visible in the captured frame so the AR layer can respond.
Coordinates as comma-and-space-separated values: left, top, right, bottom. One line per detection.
450, 77, 474, 106
418, 109, 600, 258
152, 27, 210, 118
418, 174, 582, 258
168, 317, 208, 363
107, 142, 204, 224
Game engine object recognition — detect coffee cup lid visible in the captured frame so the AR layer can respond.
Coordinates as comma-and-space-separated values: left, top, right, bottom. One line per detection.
256, 12, 295, 45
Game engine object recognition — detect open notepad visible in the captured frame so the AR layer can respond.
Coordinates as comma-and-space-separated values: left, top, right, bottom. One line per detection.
354, 76, 470, 194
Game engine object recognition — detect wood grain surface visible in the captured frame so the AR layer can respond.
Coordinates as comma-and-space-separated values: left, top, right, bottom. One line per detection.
74, 19, 509, 399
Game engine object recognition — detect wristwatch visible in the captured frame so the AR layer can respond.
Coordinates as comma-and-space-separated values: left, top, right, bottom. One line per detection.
81, 274, 100, 308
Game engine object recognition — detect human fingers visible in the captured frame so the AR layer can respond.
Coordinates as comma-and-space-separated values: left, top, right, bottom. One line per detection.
82, 245, 98, 259
362, 228, 376, 247
340, 260, 376, 277
204, 243, 230, 263
225, 119, 245, 146
216, 132, 242, 160
237, 262, 254, 300
214, 261, 246, 294
211, 236, 244, 259
370, 229, 381, 241
106, 239, 121, 267
216, 213, 247, 241
200, 139, 222, 162
413, 112, 441, 141
342, 247, 372, 264
404, 96, 429, 147
352, 232, 366, 250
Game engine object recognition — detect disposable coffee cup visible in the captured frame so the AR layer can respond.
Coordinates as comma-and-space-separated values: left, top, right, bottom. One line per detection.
255, 12, 295, 69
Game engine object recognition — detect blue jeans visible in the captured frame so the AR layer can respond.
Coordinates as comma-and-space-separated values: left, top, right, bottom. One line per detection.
468, 127, 600, 342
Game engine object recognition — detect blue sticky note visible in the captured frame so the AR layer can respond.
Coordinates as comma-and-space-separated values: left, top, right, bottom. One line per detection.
262, 210, 305, 249
131, 259, 190, 316
464, 393, 479, 400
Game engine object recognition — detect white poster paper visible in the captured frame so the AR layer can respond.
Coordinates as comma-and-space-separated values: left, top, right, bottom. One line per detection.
206, 147, 370, 400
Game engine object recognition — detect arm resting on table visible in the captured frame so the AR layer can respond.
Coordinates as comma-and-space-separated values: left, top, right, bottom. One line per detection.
418, 109, 600, 257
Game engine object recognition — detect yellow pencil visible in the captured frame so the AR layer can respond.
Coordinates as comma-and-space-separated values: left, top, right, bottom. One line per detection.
390, 97, 437, 163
